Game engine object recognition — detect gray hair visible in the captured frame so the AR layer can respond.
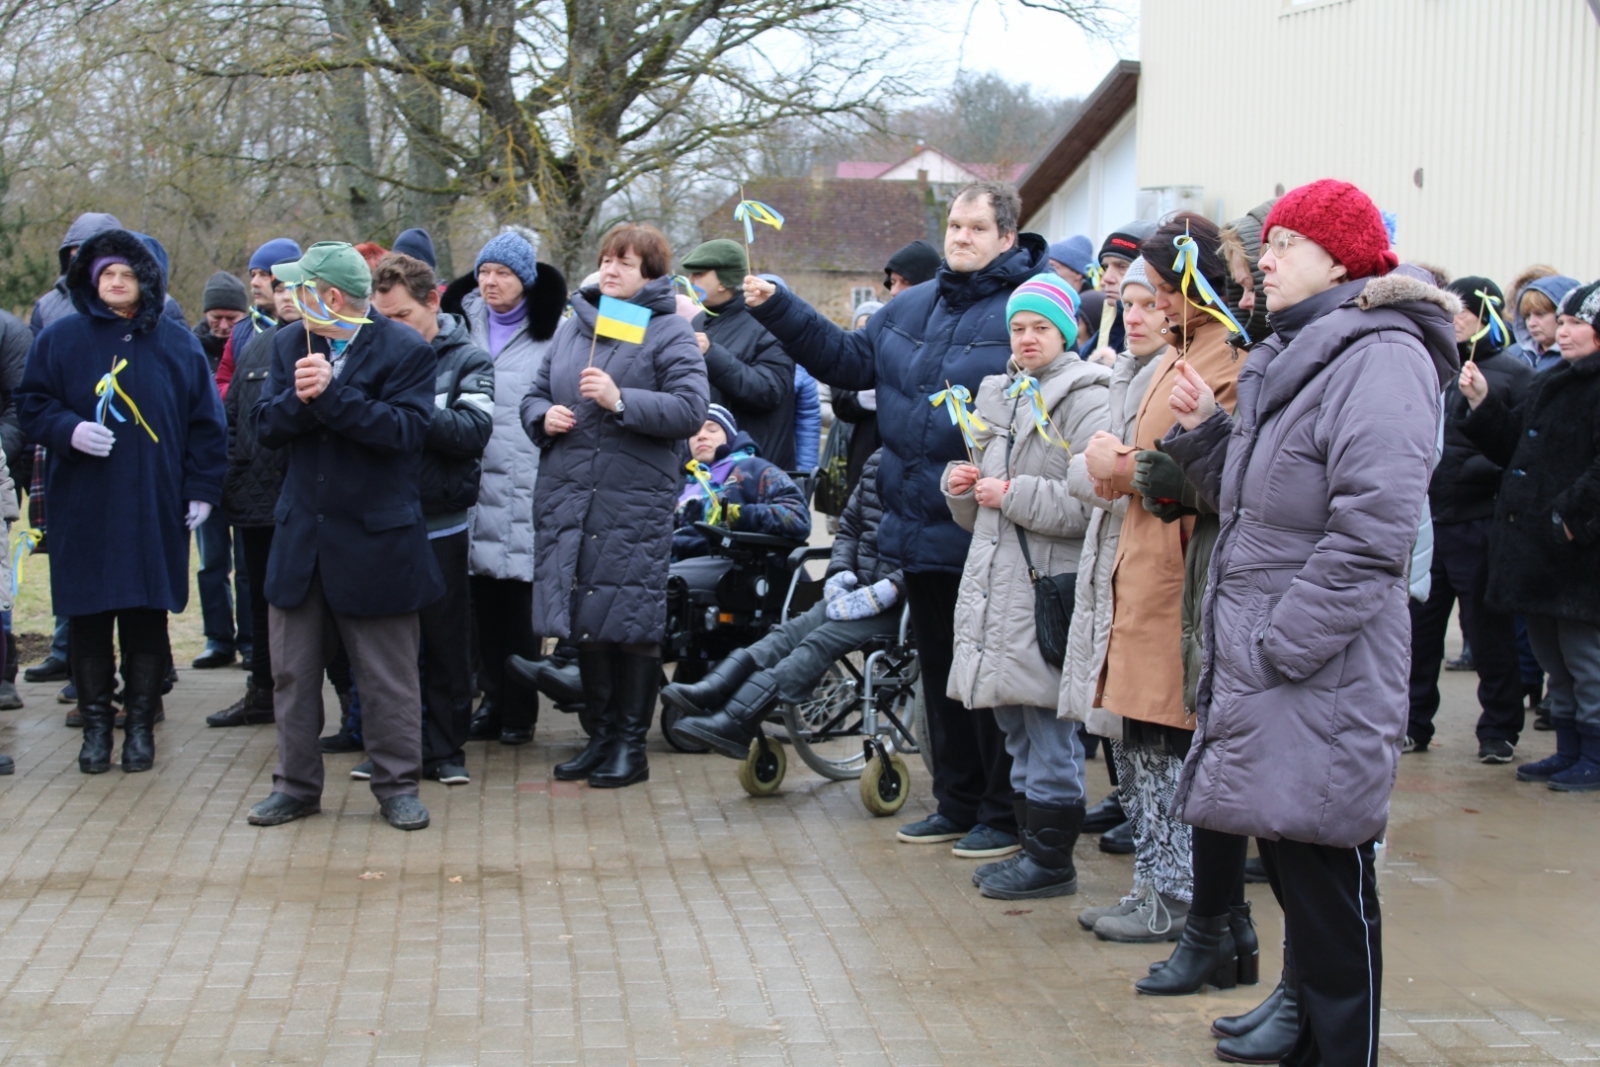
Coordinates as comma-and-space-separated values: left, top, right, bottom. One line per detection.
952, 181, 1022, 237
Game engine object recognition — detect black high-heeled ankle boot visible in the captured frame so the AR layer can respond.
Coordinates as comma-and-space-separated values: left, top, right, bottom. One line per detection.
1215, 958, 1299, 1063
1229, 901, 1259, 985
554, 649, 617, 781
1134, 912, 1237, 995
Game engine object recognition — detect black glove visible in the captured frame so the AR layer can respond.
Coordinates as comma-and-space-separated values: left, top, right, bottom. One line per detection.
1134, 449, 1200, 521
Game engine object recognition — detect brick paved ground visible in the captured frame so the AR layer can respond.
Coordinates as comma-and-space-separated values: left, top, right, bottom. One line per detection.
0, 661, 1594, 1066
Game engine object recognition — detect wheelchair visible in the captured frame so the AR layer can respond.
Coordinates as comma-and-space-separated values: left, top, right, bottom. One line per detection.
723, 544, 930, 817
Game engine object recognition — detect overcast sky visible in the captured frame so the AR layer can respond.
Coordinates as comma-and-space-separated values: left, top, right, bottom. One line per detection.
908, 0, 1140, 102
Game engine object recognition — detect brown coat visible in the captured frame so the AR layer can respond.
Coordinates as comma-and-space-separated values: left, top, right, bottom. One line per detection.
1098, 318, 1244, 729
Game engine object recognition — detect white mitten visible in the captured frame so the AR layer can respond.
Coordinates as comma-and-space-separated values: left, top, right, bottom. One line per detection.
823, 571, 858, 602
185, 501, 213, 531
71, 421, 115, 457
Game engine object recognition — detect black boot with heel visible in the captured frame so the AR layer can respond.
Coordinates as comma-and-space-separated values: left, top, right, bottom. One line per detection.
119, 653, 165, 773
660, 648, 759, 718
554, 649, 617, 781
1135, 913, 1238, 995
1215, 950, 1300, 1064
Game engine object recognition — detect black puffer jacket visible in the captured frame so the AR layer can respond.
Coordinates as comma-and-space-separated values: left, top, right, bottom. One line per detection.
1462, 350, 1600, 625
421, 312, 495, 523
224, 324, 289, 527
828, 450, 900, 589
694, 291, 796, 470
1431, 339, 1532, 524
830, 388, 880, 499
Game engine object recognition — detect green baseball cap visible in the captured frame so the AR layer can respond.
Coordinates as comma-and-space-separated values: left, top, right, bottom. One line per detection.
272, 241, 373, 298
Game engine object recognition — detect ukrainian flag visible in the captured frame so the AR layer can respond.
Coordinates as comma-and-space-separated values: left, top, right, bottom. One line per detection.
594, 294, 652, 345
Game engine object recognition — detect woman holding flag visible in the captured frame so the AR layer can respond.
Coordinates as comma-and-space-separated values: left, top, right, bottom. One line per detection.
521, 223, 708, 789
940, 273, 1110, 900
18, 227, 227, 775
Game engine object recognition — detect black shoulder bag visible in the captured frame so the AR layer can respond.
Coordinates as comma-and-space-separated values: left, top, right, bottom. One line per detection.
1004, 396, 1076, 668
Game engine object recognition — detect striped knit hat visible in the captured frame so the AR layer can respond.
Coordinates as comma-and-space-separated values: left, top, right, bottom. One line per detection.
1007, 273, 1081, 348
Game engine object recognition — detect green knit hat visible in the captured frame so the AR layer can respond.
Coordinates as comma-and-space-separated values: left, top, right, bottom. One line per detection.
1006, 273, 1081, 348
680, 239, 749, 292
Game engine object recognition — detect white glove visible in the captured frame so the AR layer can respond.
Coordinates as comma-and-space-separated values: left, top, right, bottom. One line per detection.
71, 421, 115, 457
827, 578, 899, 621
185, 501, 213, 531
823, 571, 858, 602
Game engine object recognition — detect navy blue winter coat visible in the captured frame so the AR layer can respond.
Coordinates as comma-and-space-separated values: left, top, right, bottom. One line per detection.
17, 228, 227, 617
253, 310, 444, 617
521, 277, 709, 644
749, 233, 1049, 573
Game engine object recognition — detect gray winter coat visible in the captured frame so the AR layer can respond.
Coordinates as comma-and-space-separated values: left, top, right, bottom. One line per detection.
521, 278, 709, 643
943, 353, 1110, 711
1058, 348, 1162, 736
1162, 267, 1458, 848
463, 290, 548, 582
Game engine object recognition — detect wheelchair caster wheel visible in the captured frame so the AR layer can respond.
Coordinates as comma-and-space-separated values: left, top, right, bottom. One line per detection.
859, 749, 910, 817
659, 699, 710, 753
737, 735, 786, 797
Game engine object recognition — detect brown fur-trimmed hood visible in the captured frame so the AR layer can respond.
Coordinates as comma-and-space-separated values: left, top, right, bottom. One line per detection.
1356, 264, 1463, 317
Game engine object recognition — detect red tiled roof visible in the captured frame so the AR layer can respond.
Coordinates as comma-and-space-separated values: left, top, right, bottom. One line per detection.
699, 178, 933, 274
836, 161, 896, 179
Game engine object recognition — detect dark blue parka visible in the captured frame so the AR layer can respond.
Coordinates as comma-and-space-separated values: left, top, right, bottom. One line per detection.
253, 309, 444, 617
749, 233, 1048, 573
17, 228, 227, 617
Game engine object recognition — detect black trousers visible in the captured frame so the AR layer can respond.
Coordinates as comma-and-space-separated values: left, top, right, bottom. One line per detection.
421, 532, 474, 770
1408, 517, 1524, 745
69, 609, 170, 660
239, 525, 276, 692
1258, 837, 1382, 1067
469, 576, 538, 730
903, 571, 1015, 833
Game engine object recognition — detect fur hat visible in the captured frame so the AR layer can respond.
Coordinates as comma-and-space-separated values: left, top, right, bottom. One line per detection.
1263, 179, 1399, 280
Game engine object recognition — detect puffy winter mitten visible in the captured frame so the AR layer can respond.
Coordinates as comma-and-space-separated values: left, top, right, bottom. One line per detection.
1133, 449, 1200, 515
827, 579, 899, 621
824, 571, 859, 603
71, 421, 116, 457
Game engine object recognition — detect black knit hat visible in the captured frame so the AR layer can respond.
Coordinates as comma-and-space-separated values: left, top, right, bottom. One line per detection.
1561, 280, 1600, 331
1446, 276, 1505, 324
202, 271, 250, 314
1099, 220, 1157, 267
884, 240, 941, 290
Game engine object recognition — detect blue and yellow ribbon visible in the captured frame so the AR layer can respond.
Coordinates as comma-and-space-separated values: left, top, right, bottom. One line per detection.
1005, 374, 1072, 451
1085, 262, 1104, 290
686, 459, 724, 527
10, 527, 39, 600
290, 283, 371, 329
671, 274, 706, 311
1469, 289, 1510, 355
929, 384, 987, 454
94, 358, 159, 442
733, 200, 784, 245
1172, 234, 1250, 343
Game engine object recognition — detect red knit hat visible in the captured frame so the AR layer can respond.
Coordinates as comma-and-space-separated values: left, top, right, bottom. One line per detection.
1262, 179, 1399, 280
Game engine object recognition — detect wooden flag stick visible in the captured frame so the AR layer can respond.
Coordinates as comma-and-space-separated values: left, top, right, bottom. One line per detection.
586, 331, 598, 370
740, 183, 755, 277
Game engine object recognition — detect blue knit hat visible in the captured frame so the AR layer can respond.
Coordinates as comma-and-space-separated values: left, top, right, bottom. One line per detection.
392, 228, 437, 268
706, 403, 738, 440
475, 230, 539, 288
249, 238, 303, 273
1047, 235, 1095, 276
1007, 273, 1082, 348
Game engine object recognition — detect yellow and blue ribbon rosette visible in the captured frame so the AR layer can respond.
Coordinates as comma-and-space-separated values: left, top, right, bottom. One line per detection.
929, 383, 987, 454
1005, 374, 1071, 450
1172, 233, 1250, 343
94, 358, 159, 442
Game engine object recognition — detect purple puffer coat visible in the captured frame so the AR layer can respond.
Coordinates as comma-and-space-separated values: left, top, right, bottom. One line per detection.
1162, 267, 1459, 848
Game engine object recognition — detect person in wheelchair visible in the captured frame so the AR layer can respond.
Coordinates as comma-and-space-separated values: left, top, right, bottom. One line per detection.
673, 404, 811, 557
664, 449, 901, 755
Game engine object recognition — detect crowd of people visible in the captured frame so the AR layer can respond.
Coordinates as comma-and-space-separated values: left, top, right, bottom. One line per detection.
1, 174, 1596, 1067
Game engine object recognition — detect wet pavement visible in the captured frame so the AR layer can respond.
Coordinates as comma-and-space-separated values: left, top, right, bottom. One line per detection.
0, 661, 1593, 1066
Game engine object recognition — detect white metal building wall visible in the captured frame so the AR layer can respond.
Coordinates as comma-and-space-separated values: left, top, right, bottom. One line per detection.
1137, 0, 1600, 288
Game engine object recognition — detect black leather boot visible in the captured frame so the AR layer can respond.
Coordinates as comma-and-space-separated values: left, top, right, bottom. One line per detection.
1082, 791, 1125, 833
467, 696, 500, 741
508, 656, 585, 707
589, 651, 659, 788
978, 802, 1083, 899
554, 649, 617, 781
1214, 945, 1291, 1037
206, 683, 275, 727
320, 689, 363, 752
1215, 959, 1299, 1063
974, 794, 1029, 885
660, 648, 760, 718
667, 671, 779, 758
1134, 912, 1238, 995
119, 652, 165, 773
1229, 901, 1259, 985
75, 655, 118, 774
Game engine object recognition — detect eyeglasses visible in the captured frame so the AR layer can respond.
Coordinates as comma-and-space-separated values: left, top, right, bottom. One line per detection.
1263, 230, 1309, 257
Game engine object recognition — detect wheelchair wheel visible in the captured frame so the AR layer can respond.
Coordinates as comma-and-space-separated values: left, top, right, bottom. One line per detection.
658, 698, 711, 753
783, 660, 870, 781
859, 749, 910, 817
737, 735, 786, 797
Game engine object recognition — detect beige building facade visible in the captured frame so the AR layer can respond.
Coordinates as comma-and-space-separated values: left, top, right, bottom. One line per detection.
1137, 0, 1600, 286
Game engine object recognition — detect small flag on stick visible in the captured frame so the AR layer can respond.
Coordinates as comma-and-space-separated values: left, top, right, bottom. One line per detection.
594, 295, 651, 345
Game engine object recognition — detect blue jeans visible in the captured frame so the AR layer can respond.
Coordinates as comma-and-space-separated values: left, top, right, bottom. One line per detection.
994, 704, 1086, 807
195, 512, 252, 652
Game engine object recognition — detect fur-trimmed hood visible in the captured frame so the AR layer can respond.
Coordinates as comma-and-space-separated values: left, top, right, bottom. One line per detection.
64, 228, 168, 334
440, 259, 568, 343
